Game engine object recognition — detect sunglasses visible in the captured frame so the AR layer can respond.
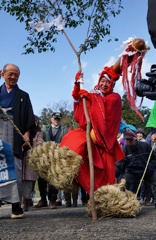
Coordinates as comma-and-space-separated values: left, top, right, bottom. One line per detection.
53, 118, 61, 120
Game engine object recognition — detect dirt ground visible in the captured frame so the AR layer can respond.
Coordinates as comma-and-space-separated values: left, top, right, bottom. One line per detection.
0, 203, 156, 240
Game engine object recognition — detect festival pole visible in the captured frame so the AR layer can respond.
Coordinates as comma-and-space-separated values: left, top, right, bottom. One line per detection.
62, 31, 97, 222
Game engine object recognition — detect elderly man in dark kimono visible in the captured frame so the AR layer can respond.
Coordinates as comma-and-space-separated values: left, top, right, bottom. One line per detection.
0, 64, 35, 219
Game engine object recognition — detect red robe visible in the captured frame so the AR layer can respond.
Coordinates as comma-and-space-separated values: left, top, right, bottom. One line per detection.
60, 86, 125, 194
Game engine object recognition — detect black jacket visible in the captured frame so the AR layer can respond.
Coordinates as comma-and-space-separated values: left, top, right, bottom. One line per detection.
0, 85, 35, 159
116, 141, 156, 178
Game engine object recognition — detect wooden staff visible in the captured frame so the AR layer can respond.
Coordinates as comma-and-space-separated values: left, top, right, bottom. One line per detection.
78, 71, 97, 222
73, 51, 97, 222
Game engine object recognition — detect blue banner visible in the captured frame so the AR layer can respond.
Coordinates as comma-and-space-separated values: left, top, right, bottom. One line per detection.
0, 140, 17, 183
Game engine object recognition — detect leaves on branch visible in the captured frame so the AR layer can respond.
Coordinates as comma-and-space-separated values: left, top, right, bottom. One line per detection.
1, 0, 123, 54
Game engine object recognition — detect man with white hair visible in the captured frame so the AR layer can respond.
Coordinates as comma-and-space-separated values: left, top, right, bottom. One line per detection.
0, 64, 35, 218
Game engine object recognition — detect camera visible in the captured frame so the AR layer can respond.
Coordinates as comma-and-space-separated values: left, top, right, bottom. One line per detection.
135, 64, 156, 100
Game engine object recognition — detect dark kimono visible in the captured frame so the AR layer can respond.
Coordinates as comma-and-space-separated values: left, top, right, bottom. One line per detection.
0, 83, 35, 159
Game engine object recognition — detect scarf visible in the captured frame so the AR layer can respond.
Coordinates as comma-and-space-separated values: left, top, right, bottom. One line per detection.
0, 83, 18, 108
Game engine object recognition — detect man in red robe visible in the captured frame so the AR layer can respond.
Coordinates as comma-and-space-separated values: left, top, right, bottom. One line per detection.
60, 66, 125, 194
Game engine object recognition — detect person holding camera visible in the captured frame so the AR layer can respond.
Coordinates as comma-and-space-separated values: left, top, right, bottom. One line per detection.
147, 0, 156, 49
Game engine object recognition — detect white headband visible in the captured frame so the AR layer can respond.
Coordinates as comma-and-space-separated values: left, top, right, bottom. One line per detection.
102, 74, 111, 81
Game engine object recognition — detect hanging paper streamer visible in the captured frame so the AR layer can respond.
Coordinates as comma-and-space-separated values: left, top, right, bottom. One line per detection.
29, 15, 65, 32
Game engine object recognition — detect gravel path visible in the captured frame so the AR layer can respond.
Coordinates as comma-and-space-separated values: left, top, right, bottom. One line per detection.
0, 203, 156, 240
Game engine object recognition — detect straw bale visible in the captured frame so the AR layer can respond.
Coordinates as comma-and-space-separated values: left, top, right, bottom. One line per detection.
87, 179, 141, 218
28, 141, 83, 191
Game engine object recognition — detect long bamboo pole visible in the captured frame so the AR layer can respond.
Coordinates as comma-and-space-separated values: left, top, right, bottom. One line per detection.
79, 78, 97, 222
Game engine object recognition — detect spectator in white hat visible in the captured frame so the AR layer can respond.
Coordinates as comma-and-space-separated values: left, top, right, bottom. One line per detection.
136, 128, 146, 142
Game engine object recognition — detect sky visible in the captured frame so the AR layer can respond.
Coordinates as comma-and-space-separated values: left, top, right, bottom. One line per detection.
0, 1, 155, 115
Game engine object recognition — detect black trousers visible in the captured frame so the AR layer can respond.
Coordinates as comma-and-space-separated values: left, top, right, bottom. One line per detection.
123, 170, 156, 201
38, 177, 58, 203
64, 181, 79, 204
80, 185, 89, 204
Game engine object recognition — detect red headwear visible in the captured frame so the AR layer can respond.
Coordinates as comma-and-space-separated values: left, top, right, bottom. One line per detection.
94, 66, 120, 94
95, 38, 150, 121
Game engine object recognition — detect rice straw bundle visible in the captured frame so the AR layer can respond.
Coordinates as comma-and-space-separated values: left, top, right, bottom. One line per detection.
87, 179, 141, 218
28, 141, 83, 191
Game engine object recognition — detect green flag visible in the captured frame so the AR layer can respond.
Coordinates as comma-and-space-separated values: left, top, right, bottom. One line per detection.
146, 101, 156, 128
